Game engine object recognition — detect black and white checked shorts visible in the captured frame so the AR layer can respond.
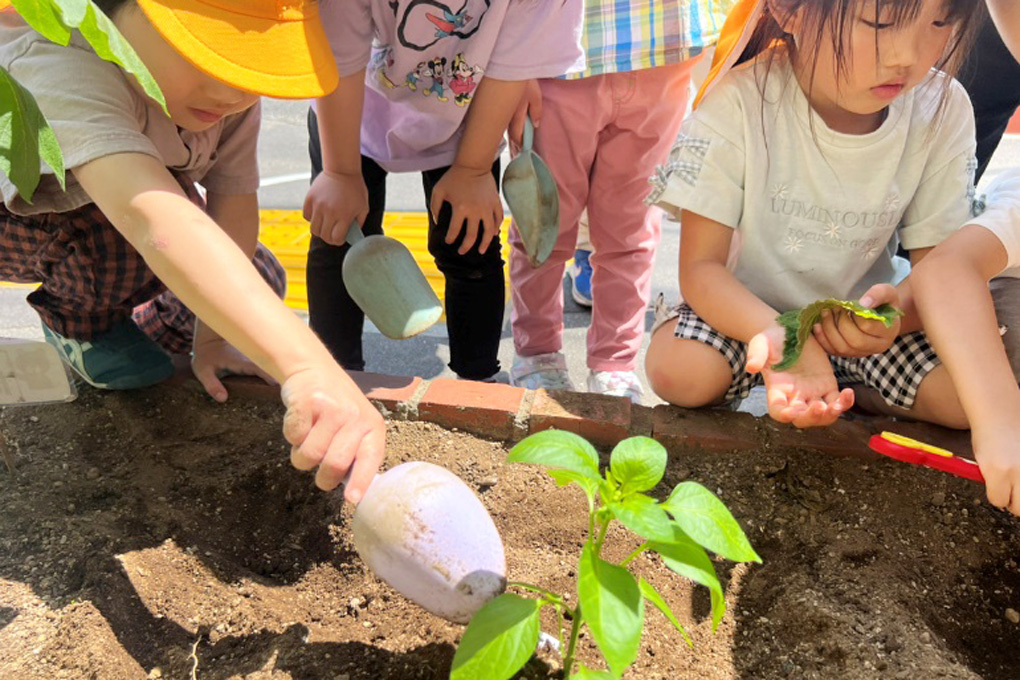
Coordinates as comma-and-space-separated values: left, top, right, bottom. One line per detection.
662, 302, 940, 409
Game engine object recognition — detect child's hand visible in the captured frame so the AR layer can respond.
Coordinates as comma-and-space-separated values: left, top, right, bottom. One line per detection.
430, 164, 503, 255
303, 170, 370, 246
508, 79, 542, 150
192, 337, 275, 403
747, 325, 855, 428
282, 365, 386, 504
973, 423, 1020, 516
812, 284, 902, 358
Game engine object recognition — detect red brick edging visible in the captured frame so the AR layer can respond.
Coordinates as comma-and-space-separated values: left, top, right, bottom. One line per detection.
339, 371, 974, 460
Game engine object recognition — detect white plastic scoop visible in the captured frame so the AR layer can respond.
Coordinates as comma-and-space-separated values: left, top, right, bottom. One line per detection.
350, 461, 506, 623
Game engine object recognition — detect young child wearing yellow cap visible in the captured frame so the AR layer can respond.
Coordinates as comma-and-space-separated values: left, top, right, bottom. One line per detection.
302, 0, 585, 383
0, 0, 383, 503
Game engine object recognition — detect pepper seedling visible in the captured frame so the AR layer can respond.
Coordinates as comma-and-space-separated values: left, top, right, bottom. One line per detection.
449, 430, 761, 680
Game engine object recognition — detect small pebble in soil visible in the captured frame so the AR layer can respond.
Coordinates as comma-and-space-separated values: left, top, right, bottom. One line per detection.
930, 491, 946, 506
1006, 608, 1019, 624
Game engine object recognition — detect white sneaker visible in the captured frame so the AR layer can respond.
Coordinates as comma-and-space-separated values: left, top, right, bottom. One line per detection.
510, 352, 576, 391
587, 369, 644, 404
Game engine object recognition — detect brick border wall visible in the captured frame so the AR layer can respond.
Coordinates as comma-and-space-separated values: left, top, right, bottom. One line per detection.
334, 371, 974, 461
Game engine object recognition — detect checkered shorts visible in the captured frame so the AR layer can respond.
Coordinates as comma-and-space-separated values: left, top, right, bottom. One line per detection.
0, 178, 285, 354
664, 302, 940, 409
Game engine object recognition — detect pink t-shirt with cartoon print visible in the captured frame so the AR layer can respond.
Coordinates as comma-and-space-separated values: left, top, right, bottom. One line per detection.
320, 0, 585, 172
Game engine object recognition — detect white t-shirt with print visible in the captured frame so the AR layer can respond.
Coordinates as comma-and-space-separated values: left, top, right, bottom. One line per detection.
649, 51, 976, 313
969, 168, 1020, 279
320, 0, 584, 173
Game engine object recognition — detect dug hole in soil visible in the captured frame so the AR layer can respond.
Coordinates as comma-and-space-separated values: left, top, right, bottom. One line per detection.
0, 383, 1018, 679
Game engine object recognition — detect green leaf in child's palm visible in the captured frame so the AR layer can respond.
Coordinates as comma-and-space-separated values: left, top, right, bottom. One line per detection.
508, 429, 600, 480
577, 543, 643, 678
638, 577, 691, 645
648, 528, 726, 629
0, 67, 64, 201
609, 436, 666, 493
773, 298, 904, 370
662, 482, 761, 563
450, 594, 541, 680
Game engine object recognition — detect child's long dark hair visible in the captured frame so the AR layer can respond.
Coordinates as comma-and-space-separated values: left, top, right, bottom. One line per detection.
741, 0, 983, 120
93, 0, 134, 17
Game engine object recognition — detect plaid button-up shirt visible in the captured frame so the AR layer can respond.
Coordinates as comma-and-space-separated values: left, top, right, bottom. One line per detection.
567, 0, 734, 79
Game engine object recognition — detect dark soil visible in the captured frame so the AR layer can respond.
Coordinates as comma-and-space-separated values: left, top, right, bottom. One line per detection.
0, 383, 1018, 679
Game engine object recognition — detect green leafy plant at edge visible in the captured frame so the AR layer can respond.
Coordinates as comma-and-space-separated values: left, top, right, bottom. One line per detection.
773, 298, 904, 371
449, 430, 762, 680
1, 0, 165, 202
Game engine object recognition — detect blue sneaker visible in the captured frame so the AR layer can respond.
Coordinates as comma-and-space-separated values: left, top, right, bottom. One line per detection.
567, 249, 593, 307
42, 319, 175, 390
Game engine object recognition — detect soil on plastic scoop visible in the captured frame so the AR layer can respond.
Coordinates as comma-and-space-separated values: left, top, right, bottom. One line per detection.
0, 383, 1018, 680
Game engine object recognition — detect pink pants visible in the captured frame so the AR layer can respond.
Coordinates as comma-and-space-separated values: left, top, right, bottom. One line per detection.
509, 60, 699, 371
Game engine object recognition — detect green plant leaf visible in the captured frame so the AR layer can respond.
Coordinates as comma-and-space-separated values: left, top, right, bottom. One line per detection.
508, 429, 600, 480
662, 482, 760, 563
774, 298, 903, 370
569, 667, 618, 680
610, 436, 666, 493
0, 66, 64, 201
13, 0, 167, 113
547, 468, 600, 505
450, 593, 541, 680
577, 543, 643, 678
10, 0, 74, 44
608, 493, 674, 543
649, 529, 726, 630
638, 577, 691, 646
77, 3, 166, 112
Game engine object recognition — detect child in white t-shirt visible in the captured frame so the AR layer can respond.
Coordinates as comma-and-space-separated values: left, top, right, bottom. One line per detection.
304, 0, 584, 382
907, 0, 1020, 516
645, 0, 980, 429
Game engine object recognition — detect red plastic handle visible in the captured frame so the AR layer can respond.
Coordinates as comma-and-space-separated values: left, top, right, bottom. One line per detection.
868, 435, 985, 484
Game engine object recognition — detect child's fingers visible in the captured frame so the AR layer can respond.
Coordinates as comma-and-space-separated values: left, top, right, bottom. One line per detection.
286, 401, 339, 471
859, 283, 899, 309
430, 188, 446, 226
193, 363, 228, 403
314, 431, 357, 491
745, 333, 775, 374
811, 323, 837, 355
344, 428, 385, 505
458, 217, 481, 255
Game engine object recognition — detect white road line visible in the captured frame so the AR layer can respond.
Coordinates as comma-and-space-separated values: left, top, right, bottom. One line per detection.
259, 172, 310, 188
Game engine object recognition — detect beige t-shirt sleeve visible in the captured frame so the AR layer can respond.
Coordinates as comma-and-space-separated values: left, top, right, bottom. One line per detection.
199, 102, 261, 196
1, 35, 162, 214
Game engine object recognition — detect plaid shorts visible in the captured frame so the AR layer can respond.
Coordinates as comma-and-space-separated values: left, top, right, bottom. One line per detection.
0, 179, 285, 355
665, 302, 940, 409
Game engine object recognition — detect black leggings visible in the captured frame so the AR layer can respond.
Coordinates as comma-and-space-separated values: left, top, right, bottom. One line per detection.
305, 109, 505, 380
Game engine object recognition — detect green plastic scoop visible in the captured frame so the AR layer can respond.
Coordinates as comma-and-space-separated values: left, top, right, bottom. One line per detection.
502, 116, 559, 267
342, 222, 443, 339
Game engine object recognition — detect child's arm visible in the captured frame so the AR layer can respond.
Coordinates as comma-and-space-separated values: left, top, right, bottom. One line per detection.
304, 70, 369, 245
988, 0, 1020, 64
680, 210, 854, 427
430, 76, 526, 256
73, 152, 385, 502
190, 190, 274, 401
911, 225, 1020, 515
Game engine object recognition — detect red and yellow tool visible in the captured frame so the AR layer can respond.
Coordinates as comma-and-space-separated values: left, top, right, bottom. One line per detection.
867, 432, 985, 483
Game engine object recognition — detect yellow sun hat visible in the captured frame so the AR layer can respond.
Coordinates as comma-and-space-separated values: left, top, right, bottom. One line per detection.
693, 0, 765, 109
135, 0, 339, 99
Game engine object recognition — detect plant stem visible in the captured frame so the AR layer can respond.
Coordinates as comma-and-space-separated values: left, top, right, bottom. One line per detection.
593, 518, 610, 557
561, 604, 583, 678
621, 542, 648, 567
507, 581, 567, 607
